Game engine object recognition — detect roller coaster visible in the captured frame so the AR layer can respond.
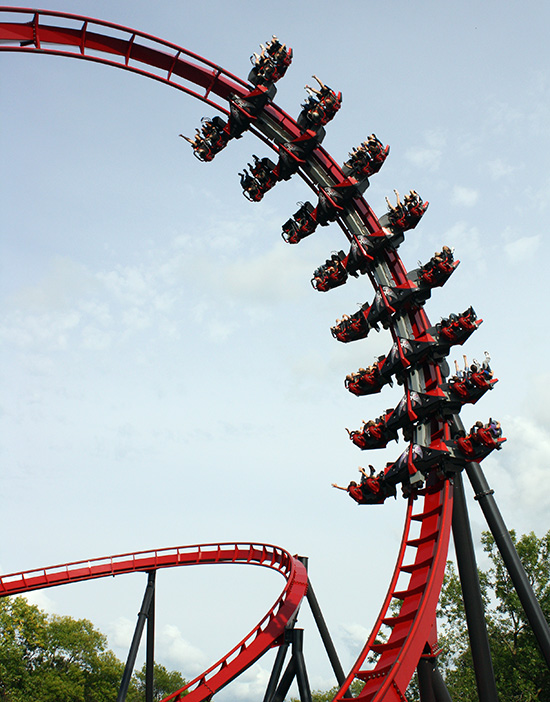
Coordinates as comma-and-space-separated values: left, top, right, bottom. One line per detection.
1, 8, 549, 702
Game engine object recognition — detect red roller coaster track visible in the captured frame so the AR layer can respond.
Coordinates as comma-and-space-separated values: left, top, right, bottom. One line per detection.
1, 8, 457, 701
0, 543, 308, 701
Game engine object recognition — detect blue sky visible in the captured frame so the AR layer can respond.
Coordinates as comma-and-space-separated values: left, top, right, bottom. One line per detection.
1, 0, 550, 697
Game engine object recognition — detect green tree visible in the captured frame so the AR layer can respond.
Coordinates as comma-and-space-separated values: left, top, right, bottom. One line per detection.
431, 529, 550, 701
0, 596, 187, 701
127, 662, 188, 701
0, 596, 125, 701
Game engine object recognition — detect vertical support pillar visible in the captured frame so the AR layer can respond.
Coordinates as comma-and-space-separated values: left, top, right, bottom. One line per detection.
465, 461, 550, 668
145, 571, 156, 702
417, 658, 437, 702
452, 472, 499, 702
298, 556, 350, 697
262, 636, 291, 702
117, 571, 156, 702
432, 665, 453, 702
293, 629, 313, 702
417, 655, 453, 702
306, 579, 349, 693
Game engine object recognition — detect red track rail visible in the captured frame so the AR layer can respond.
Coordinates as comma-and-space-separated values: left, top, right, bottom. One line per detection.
0, 542, 308, 702
1, 9, 456, 701
334, 481, 453, 702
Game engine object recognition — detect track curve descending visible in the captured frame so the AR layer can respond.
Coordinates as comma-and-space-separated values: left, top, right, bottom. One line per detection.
0, 543, 308, 701
1, 8, 467, 701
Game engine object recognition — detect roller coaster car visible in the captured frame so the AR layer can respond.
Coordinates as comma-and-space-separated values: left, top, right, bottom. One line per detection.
348, 415, 398, 450
366, 283, 429, 330
447, 372, 497, 405
188, 116, 229, 161
311, 252, 348, 291
381, 190, 428, 234
239, 155, 278, 201
248, 38, 292, 86
345, 360, 391, 396
344, 235, 373, 278
331, 306, 371, 343
356, 476, 397, 505
449, 422, 506, 462
315, 181, 358, 226
416, 254, 460, 289
297, 86, 342, 131
282, 201, 317, 243
385, 389, 448, 432
385, 444, 448, 489
277, 130, 324, 180
362, 227, 405, 258
436, 306, 481, 346
228, 85, 274, 138
379, 335, 438, 380
343, 135, 390, 181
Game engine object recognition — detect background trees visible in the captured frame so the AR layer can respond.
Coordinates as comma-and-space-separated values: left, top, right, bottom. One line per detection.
433, 529, 550, 702
0, 597, 185, 701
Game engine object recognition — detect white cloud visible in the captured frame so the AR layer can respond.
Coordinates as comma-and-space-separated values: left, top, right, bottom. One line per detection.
23, 590, 56, 613
504, 234, 540, 263
404, 130, 446, 171
218, 243, 312, 303
337, 622, 370, 656
405, 146, 442, 171
486, 158, 514, 179
108, 616, 135, 649
157, 623, 207, 676
222, 662, 271, 701
451, 186, 479, 207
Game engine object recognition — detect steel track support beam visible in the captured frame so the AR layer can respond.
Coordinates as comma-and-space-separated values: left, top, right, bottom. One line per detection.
306, 578, 351, 696
145, 571, 156, 702
117, 570, 156, 702
298, 556, 351, 697
268, 629, 312, 702
465, 461, 550, 668
262, 636, 291, 702
451, 472, 499, 702
417, 658, 437, 702
417, 655, 452, 702
293, 629, 313, 702
271, 654, 297, 702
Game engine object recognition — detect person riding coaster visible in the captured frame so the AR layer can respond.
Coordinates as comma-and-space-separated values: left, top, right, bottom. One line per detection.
281, 201, 317, 243
436, 306, 480, 344
239, 155, 278, 201
344, 134, 389, 180
179, 116, 229, 162
311, 252, 348, 291
448, 352, 496, 403
346, 415, 398, 450
331, 307, 371, 342
249, 35, 292, 86
417, 246, 458, 287
344, 360, 391, 396
297, 75, 342, 130
452, 419, 506, 460
384, 189, 428, 232
332, 465, 397, 505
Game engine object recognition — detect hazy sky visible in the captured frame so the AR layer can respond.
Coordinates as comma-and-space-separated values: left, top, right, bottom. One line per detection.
1, 1, 550, 697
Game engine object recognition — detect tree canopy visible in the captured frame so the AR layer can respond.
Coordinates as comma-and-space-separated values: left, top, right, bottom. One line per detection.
433, 529, 550, 702
0, 596, 186, 701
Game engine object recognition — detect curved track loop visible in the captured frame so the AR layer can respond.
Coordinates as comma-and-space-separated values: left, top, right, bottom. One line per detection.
2, 9, 456, 701
0, 543, 308, 702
